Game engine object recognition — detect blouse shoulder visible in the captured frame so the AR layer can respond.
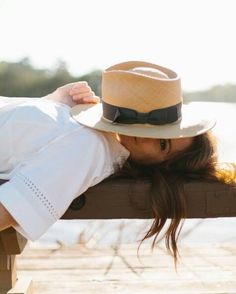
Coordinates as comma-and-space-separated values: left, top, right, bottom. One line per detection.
91, 130, 130, 171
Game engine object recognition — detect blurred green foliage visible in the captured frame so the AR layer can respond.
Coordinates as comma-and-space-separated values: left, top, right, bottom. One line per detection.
0, 58, 102, 97
0, 58, 235, 102
184, 84, 236, 103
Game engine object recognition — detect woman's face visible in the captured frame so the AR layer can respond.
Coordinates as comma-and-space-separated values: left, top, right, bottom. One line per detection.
117, 134, 194, 165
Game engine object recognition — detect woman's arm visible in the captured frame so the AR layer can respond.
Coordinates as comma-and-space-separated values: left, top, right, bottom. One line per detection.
1, 81, 99, 108
0, 202, 17, 231
44, 81, 100, 107
0, 128, 118, 241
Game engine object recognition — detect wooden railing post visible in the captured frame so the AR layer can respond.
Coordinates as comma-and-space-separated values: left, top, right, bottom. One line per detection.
0, 228, 33, 294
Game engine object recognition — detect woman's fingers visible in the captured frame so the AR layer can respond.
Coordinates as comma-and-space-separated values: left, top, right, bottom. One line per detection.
69, 82, 90, 95
73, 95, 100, 104
72, 91, 95, 100
82, 96, 100, 104
68, 81, 100, 104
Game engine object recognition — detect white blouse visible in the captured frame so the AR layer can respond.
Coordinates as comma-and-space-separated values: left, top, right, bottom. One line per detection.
0, 97, 130, 241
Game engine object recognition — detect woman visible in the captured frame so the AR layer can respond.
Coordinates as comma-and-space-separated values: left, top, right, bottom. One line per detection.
71, 61, 236, 262
0, 61, 234, 263
0, 81, 130, 240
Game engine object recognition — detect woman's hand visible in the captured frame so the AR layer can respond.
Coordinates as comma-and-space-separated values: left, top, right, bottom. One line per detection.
45, 81, 100, 107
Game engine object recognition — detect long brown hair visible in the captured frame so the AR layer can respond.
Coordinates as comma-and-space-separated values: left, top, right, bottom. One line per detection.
115, 131, 236, 264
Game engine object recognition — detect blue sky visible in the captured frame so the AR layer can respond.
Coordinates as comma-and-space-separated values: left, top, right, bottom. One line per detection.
0, 0, 236, 91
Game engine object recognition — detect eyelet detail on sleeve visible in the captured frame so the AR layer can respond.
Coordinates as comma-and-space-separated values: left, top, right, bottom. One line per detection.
17, 173, 59, 220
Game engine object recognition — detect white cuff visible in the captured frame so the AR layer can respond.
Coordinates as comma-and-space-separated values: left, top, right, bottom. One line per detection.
0, 182, 56, 241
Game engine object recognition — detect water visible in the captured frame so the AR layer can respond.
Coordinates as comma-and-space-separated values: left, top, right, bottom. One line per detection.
33, 102, 236, 247
190, 101, 236, 163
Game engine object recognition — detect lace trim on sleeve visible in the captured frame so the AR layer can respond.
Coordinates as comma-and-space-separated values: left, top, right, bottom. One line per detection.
17, 173, 59, 220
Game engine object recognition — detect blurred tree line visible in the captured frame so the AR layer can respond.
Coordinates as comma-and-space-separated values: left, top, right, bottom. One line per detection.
0, 59, 235, 102
0, 58, 102, 97
184, 84, 236, 103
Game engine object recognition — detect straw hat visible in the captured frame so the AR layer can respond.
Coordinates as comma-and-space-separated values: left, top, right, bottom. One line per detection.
71, 61, 216, 138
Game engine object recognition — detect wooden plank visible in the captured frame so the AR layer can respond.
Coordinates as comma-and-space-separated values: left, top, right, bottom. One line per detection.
0, 255, 17, 291
7, 277, 33, 294
14, 244, 236, 294
62, 178, 236, 219
0, 229, 27, 255
0, 255, 16, 271
1, 178, 236, 220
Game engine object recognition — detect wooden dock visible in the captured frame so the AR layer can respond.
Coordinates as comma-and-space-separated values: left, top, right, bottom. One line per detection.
15, 243, 236, 294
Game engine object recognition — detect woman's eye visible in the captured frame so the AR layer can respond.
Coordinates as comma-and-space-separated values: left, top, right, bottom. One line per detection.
160, 139, 167, 151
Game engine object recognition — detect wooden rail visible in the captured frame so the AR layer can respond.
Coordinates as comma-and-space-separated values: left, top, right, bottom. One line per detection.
0, 178, 236, 293
63, 178, 236, 219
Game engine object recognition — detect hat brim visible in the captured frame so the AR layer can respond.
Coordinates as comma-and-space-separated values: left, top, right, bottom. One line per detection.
70, 103, 216, 139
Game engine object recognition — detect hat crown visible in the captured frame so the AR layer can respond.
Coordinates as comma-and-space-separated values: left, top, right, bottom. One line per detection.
102, 61, 182, 113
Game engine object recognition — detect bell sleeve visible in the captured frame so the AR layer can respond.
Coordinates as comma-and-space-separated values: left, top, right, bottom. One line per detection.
0, 127, 119, 241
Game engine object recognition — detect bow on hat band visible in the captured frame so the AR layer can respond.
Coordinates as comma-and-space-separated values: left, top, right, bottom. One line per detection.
102, 101, 182, 125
